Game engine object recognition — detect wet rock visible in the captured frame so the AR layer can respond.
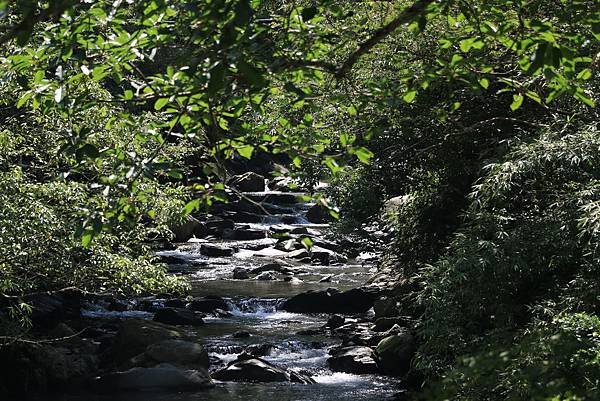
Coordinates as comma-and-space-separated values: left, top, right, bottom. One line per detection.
373, 317, 407, 332
229, 211, 264, 223
26, 291, 82, 327
106, 319, 187, 364
326, 315, 345, 329
375, 333, 416, 376
232, 331, 251, 338
328, 346, 378, 374
245, 343, 276, 357
205, 219, 235, 237
230, 172, 265, 192
306, 204, 334, 224
250, 262, 292, 275
374, 296, 399, 319
253, 247, 289, 258
96, 364, 213, 391
153, 307, 204, 326
233, 267, 250, 280
233, 228, 267, 240
284, 277, 303, 285
212, 358, 314, 384
145, 340, 209, 368
187, 296, 229, 313
319, 275, 333, 283
170, 215, 207, 242
162, 298, 186, 308
255, 271, 276, 281
106, 297, 129, 312
281, 287, 379, 314
200, 243, 234, 257
213, 308, 233, 318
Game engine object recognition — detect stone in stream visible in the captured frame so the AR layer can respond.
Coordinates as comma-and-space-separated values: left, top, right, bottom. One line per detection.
187, 296, 229, 313
374, 333, 416, 376
233, 267, 250, 280
228, 211, 264, 223
245, 343, 276, 357
255, 271, 276, 281
212, 358, 314, 384
200, 243, 235, 257
105, 319, 188, 364
281, 287, 379, 314
170, 215, 207, 242
252, 247, 289, 258
327, 346, 379, 374
232, 330, 251, 338
229, 172, 266, 192
325, 315, 346, 330
205, 218, 235, 237
153, 307, 205, 326
95, 364, 213, 391
145, 339, 209, 368
250, 262, 293, 275
319, 274, 333, 283
232, 228, 267, 240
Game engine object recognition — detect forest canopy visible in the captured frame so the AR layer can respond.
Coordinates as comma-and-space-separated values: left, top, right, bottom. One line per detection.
0, 0, 599, 400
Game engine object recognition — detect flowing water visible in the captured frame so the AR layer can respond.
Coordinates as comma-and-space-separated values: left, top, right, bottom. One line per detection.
37, 193, 402, 401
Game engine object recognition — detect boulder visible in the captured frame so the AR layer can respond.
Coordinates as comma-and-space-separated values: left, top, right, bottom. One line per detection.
96, 364, 213, 391
153, 307, 204, 326
229, 211, 264, 223
26, 291, 81, 327
250, 262, 289, 274
233, 228, 267, 240
107, 319, 187, 364
230, 172, 266, 192
212, 358, 314, 384
328, 346, 378, 374
325, 315, 345, 330
200, 244, 234, 257
145, 340, 209, 368
233, 267, 250, 280
232, 331, 251, 338
245, 343, 276, 357
373, 317, 407, 332
375, 333, 416, 376
281, 287, 379, 314
374, 297, 399, 319
305, 204, 333, 224
255, 272, 276, 281
170, 215, 207, 242
205, 219, 235, 237
187, 296, 229, 313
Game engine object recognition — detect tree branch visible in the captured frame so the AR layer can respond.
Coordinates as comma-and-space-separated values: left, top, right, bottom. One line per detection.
335, 0, 436, 78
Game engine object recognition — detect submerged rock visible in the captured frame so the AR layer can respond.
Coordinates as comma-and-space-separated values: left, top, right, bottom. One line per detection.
327, 346, 378, 374
96, 364, 213, 391
233, 267, 250, 280
281, 287, 379, 314
153, 307, 204, 326
200, 243, 235, 257
145, 340, 209, 368
212, 358, 314, 384
187, 296, 229, 313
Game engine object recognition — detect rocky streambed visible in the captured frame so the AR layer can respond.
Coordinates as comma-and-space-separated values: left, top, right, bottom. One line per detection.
4, 174, 416, 401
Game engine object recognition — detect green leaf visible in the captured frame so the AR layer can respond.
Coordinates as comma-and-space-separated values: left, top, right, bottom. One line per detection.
478, 78, 489, 89
355, 147, 374, 164
510, 94, 524, 111
300, 236, 313, 250
154, 98, 169, 110
403, 90, 417, 103
237, 144, 254, 159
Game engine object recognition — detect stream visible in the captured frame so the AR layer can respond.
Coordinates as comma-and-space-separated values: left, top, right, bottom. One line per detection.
34, 190, 403, 401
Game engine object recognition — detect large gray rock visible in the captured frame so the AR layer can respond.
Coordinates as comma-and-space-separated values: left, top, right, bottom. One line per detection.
281, 287, 379, 314
106, 319, 187, 364
212, 358, 314, 383
328, 346, 378, 374
187, 296, 229, 313
97, 364, 213, 391
230, 172, 266, 192
145, 340, 209, 368
153, 307, 204, 326
170, 215, 207, 242
200, 244, 234, 257
375, 333, 416, 376
233, 267, 250, 280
